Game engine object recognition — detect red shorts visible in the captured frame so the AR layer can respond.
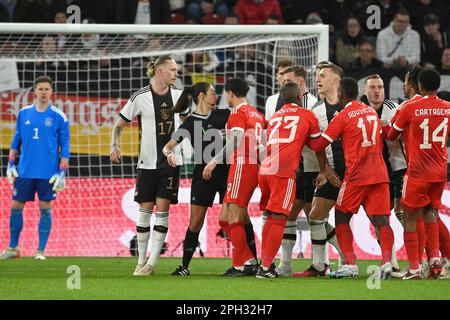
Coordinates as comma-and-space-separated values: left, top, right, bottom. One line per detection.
258, 174, 296, 216
335, 181, 390, 215
223, 163, 259, 208
401, 174, 445, 209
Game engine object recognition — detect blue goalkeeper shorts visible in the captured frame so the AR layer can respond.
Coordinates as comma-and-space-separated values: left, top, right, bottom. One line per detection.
13, 178, 56, 202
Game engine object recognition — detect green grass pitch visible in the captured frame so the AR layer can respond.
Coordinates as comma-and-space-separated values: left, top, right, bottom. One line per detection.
0, 257, 448, 300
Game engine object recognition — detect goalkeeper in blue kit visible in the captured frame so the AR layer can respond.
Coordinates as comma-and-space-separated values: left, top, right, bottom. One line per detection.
1, 76, 70, 260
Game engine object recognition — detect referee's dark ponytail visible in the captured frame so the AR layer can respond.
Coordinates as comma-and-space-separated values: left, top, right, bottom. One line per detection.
172, 82, 210, 114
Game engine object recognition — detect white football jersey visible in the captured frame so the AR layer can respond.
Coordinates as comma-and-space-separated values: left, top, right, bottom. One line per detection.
119, 86, 185, 170
379, 99, 407, 172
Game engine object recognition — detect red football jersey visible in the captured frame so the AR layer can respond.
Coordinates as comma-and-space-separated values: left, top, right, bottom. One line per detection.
226, 103, 266, 165
260, 103, 321, 177
322, 100, 389, 186
393, 95, 450, 182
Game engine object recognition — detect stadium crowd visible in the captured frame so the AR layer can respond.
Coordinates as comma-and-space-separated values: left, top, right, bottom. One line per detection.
1, 0, 450, 102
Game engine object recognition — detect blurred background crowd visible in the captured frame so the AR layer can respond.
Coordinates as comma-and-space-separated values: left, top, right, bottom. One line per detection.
1, 0, 450, 72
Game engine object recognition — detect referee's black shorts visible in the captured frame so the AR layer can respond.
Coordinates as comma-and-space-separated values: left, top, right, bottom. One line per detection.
389, 168, 407, 202
295, 171, 319, 203
134, 167, 180, 204
190, 164, 229, 207
314, 170, 345, 202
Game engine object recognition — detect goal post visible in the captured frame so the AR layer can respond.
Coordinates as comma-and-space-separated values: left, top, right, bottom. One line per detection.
0, 23, 330, 258
0, 23, 329, 61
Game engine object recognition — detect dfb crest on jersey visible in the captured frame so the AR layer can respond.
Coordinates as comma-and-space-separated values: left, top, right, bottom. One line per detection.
161, 107, 170, 120
45, 117, 53, 127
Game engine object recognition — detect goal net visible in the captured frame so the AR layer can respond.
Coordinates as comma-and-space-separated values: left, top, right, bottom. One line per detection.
0, 23, 334, 258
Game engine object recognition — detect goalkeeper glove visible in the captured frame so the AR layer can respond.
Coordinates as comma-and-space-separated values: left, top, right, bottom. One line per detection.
6, 159, 19, 184
49, 167, 67, 192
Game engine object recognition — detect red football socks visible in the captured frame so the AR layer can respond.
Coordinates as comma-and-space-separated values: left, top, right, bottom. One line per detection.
261, 217, 286, 268
219, 220, 230, 237
425, 222, 440, 259
336, 224, 356, 265
404, 231, 420, 270
416, 216, 427, 261
229, 222, 254, 267
437, 217, 450, 258
378, 226, 394, 264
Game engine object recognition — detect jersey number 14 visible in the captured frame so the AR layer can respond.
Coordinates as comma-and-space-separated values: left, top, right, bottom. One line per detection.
419, 118, 448, 150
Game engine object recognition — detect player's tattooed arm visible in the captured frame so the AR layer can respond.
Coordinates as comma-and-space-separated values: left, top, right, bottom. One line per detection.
110, 117, 126, 163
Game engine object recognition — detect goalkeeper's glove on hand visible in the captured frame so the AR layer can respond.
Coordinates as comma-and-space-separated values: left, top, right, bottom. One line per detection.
49, 167, 67, 192
6, 159, 18, 184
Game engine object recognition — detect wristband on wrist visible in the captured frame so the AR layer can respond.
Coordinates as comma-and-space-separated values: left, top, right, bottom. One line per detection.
59, 163, 68, 174
163, 147, 173, 157
8, 154, 15, 166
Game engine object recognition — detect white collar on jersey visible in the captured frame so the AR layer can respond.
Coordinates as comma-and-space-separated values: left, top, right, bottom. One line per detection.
192, 111, 211, 119
344, 101, 354, 108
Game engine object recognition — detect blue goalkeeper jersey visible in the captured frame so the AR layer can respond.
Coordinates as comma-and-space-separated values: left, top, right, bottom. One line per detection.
11, 104, 70, 179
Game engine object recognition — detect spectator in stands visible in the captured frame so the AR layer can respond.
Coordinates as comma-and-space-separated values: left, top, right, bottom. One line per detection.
72, 0, 116, 24
376, 8, 421, 69
224, 12, 239, 24
439, 48, 450, 75
279, 0, 327, 25
235, 0, 283, 25
72, 19, 110, 70
54, 11, 67, 24
360, 0, 401, 38
185, 0, 229, 22
348, 39, 383, 71
53, 11, 76, 54
35, 36, 68, 69
0, 0, 29, 22
305, 12, 323, 25
265, 14, 281, 25
405, 0, 448, 33
420, 14, 450, 69
227, 44, 271, 111
331, 15, 366, 69
116, 0, 170, 24
326, 0, 358, 34
170, 0, 186, 15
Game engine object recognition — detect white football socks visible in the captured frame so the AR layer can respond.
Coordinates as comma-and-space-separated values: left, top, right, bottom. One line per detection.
147, 211, 169, 268
136, 207, 152, 265
279, 220, 297, 266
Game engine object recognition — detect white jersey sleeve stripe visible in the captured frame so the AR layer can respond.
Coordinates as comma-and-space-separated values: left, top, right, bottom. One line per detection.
322, 133, 334, 143
393, 123, 404, 132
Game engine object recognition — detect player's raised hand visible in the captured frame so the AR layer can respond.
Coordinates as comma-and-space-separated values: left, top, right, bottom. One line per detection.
49, 169, 67, 192
325, 165, 342, 188
202, 159, 217, 180
167, 153, 178, 167
6, 160, 18, 184
314, 172, 327, 188
110, 147, 121, 163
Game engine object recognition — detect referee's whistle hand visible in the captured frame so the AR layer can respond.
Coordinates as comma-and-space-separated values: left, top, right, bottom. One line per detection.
167, 154, 178, 167
202, 159, 217, 180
